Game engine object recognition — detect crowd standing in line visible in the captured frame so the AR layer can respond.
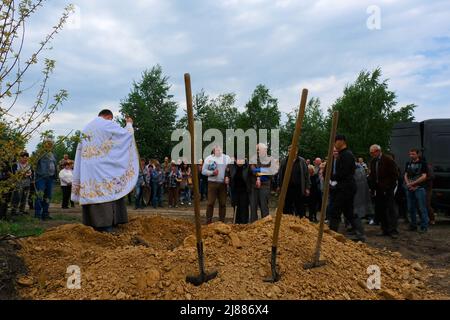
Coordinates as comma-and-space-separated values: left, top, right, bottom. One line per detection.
0, 112, 437, 242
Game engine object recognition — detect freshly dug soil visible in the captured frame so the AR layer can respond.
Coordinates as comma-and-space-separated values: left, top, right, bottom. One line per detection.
0, 239, 28, 300
16, 215, 448, 300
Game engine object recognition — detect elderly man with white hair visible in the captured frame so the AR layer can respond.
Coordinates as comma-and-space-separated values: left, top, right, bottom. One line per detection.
249, 143, 279, 222
368, 144, 399, 238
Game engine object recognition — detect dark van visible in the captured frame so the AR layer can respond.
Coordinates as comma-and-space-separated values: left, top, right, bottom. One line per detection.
390, 119, 450, 213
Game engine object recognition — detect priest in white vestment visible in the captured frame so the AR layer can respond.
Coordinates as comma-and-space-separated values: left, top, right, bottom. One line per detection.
71, 109, 139, 232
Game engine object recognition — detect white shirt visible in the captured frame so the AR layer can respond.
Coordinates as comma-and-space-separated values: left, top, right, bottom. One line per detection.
202, 153, 232, 183
59, 169, 73, 186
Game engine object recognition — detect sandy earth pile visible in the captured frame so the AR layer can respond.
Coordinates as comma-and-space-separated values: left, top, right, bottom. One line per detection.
15, 215, 448, 300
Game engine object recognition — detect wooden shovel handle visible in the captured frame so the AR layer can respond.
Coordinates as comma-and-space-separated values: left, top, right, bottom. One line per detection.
272, 89, 308, 247
184, 73, 203, 242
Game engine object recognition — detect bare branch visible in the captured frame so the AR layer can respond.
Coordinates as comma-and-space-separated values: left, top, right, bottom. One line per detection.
0, 3, 71, 98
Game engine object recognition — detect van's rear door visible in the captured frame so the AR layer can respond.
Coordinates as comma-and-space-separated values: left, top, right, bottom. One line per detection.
423, 119, 450, 210
390, 122, 422, 174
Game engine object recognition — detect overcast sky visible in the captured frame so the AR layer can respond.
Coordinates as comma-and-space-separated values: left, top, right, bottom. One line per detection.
15, 0, 450, 151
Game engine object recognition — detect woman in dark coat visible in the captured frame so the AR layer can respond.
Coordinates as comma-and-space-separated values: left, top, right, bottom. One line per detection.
226, 157, 251, 224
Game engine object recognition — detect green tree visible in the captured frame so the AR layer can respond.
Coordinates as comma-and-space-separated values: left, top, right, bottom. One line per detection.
53, 131, 80, 161
177, 90, 239, 133
280, 97, 328, 159
237, 84, 281, 132
328, 68, 416, 157
235, 84, 281, 157
119, 65, 178, 160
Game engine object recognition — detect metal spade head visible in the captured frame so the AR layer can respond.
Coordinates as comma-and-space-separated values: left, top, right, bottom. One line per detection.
263, 271, 281, 283
186, 270, 218, 286
303, 260, 327, 270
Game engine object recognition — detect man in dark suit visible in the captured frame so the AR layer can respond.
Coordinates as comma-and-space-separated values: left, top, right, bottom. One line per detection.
368, 145, 399, 238
329, 134, 365, 242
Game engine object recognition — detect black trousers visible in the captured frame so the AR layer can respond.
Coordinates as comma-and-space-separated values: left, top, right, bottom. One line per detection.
61, 185, 72, 208
0, 193, 11, 219
308, 190, 322, 221
395, 188, 408, 220
234, 189, 249, 224
375, 187, 398, 234
284, 186, 306, 217
329, 189, 364, 237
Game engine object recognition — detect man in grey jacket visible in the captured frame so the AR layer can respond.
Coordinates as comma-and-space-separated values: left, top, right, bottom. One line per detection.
34, 138, 58, 220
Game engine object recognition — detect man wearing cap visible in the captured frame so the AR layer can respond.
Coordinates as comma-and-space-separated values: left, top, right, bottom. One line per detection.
329, 134, 365, 242
71, 109, 139, 232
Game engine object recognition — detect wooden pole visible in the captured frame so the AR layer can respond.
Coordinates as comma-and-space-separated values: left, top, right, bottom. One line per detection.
304, 111, 339, 269
185, 73, 218, 285
265, 88, 308, 282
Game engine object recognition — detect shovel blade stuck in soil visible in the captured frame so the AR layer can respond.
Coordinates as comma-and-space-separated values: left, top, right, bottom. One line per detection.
303, 260, 327, 270
264, 246, 281, 283
186, 270, 218, 286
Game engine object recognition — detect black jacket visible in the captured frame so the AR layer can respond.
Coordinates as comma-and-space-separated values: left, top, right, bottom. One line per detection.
279, 155, 311, 193
226, 162, 251, 206
332, 148, 356, 192
368, 154, 398, 191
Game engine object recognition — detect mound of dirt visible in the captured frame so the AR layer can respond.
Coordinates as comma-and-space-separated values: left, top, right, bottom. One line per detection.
15, 215, 448, 300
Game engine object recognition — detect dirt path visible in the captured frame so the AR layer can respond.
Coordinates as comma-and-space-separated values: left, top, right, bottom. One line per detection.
364, 217, 450, 296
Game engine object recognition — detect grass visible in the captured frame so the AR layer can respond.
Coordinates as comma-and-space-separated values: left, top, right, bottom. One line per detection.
0, 210, 81, 238
0, 215, 45, 238
51, 213, 80, 222
51, 185, 63, 204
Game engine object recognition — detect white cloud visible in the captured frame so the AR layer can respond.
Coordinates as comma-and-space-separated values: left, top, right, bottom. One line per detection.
14, 0, 450, 153
426, 80, 450, 88
194, 56, 229, 67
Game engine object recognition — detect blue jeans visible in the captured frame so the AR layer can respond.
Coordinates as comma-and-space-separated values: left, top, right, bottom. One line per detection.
152, 182, 162, 208
182, 186, 191, 203
406, 187, 429, 230
35, 177, 54, 218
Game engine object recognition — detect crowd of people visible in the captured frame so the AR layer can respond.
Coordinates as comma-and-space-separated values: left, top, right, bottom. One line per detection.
0, 145, 76, 221
123, 136, 434, 243
0, 110, 437, 242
